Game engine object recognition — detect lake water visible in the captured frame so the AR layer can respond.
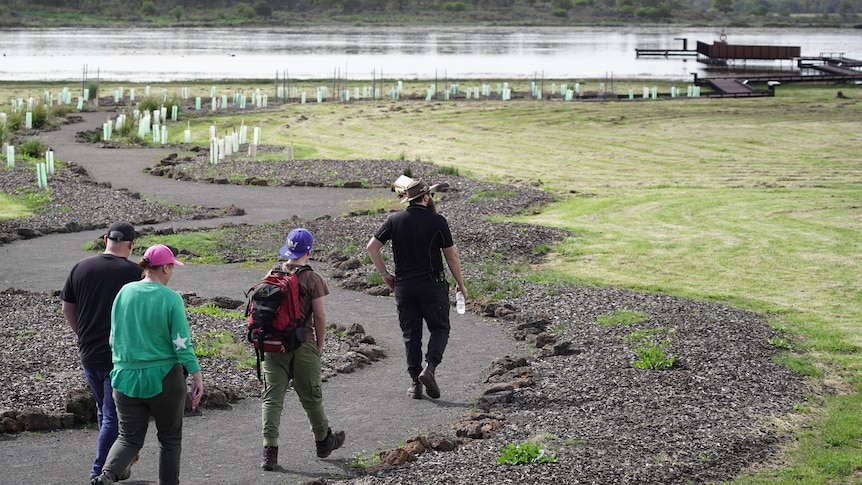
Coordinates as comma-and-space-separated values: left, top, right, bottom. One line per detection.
0, 25, 859, 82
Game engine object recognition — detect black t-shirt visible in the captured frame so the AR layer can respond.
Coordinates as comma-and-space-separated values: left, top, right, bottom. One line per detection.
373, 205, 455, 285
60, 254, 142, 369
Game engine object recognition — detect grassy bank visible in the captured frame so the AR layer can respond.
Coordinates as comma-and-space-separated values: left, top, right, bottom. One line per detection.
3, 81, 861, 482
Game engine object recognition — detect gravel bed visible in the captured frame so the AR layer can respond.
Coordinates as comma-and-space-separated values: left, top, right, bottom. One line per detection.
0, 162, 233, 244
0, 152, 805, 484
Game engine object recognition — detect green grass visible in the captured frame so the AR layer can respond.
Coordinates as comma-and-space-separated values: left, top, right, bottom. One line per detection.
2, 81, 861, 482
0, 193, 32, 220
135, 231, 232, 265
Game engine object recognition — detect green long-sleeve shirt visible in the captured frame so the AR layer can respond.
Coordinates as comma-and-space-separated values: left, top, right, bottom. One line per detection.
110, 281, 201, 399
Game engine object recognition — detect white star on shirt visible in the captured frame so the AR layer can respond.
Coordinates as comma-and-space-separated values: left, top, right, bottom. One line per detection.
173, 333, 188, 350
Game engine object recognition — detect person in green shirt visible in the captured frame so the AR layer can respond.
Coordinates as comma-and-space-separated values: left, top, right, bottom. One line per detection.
90, 244, 203, 485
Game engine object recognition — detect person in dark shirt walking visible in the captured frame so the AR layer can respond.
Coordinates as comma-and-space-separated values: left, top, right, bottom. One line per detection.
366, 179, 467, 399
61, 221, 142, 480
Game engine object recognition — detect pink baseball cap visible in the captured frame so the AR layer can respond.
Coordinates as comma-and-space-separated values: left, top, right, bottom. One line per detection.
142, 244, 185, 266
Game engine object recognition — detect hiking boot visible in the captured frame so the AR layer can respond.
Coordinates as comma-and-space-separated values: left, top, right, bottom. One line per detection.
116, 454, 138, 481
90, 473, 114, 485
407, 379, 423, 399
419, 363, 440, 399
261, 445, 278, 471
315, 428, 345, 458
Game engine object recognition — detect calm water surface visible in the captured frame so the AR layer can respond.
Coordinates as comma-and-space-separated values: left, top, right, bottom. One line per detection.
1, 26, 859, 82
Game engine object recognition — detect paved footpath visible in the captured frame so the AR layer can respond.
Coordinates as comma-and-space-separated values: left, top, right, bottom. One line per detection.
0, 112, 520, 484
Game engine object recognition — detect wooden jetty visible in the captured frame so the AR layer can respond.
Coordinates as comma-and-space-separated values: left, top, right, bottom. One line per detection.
635, 37, 697, 57
637, 35, 862, 97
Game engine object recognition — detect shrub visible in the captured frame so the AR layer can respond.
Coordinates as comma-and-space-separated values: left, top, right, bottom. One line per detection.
141, 0, 157, 15
442, 1, 467, 11
236, 2, 256, 18
20, 138, 47, 159
87, 82, 99, 101
30, 104, 49, 130
254, 0, 273, 17
171, 6, 183, 20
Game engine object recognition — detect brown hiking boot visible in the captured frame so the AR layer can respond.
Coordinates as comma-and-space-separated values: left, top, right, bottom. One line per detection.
315, 428, 345, 458
419, 363, 440, 399
261, 445, 278, 471
408, 379, 423, 399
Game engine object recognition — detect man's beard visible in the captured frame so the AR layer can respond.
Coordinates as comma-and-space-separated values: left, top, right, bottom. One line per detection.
426, 197, 437, 214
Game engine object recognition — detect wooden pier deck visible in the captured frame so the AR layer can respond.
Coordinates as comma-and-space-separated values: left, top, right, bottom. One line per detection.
635, 48, 697, 57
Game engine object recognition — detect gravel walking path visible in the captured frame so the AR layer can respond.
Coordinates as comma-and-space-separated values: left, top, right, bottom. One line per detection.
0, 111, 520, 485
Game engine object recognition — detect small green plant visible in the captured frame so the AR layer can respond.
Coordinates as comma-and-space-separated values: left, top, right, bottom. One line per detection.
193, 330, 236, 358
497, 441, 557, 465
17, 329, 38, 339
20, 137, 47, 159
402, 165, 413, 177
137, 96, 161, 116
351, 450, 381, 470
187, 303, 244, 319
368, 272, 384, 286
30, 103, 48, 129
632, 339, 676, 370
438, 165, 459, 176
13, 187, 52, 213
87, 82, 100, 101
769, 336, 791, 349
597, 309, 648, 326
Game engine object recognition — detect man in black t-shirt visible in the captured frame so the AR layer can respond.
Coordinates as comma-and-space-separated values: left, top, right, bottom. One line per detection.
366, 180, 467, 400
61, 221, 142, 481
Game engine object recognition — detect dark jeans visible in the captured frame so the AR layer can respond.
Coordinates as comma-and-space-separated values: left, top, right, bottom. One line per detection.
104, 363, 187, 485
394, 279, 451, 379
83, 366, 118, 478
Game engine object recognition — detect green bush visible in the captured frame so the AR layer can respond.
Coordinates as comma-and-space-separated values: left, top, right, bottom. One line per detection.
171, 6, 183, 20
552, 8, 568, 16
236, 2, 256, 18
254, 0, 272, 17
137, 96, 161, 115
141, 0, 157, 15
20, 137, 47, 158
442, 1, 467, 11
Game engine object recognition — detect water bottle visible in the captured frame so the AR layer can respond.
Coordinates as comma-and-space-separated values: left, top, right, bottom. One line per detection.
456, 291, 465, 315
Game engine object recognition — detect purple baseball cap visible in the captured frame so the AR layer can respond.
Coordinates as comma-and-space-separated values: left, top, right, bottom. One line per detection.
280, 228, 314, 259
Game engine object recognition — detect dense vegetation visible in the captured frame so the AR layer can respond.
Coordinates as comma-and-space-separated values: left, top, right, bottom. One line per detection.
1, 0, 859, 27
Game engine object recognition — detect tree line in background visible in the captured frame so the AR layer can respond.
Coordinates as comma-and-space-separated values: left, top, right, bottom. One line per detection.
4, 0, 859, 23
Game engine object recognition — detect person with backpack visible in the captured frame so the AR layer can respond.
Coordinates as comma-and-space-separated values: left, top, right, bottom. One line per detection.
256, 227, 345, 471
90, 244, 203, 485
61, 221, 142, 481
366, 179, 467, 400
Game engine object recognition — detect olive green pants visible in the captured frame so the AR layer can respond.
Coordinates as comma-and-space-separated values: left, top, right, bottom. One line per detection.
261, 342, 329, 446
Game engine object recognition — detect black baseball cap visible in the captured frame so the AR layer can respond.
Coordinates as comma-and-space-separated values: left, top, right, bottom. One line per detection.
106, 221, 136, 242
